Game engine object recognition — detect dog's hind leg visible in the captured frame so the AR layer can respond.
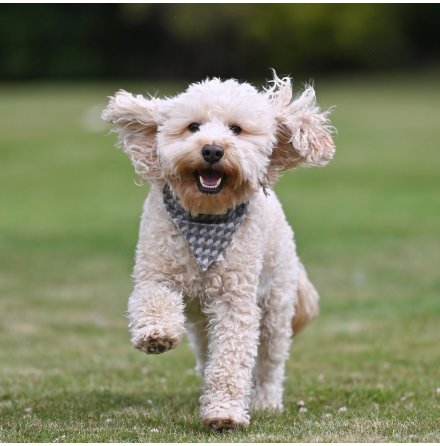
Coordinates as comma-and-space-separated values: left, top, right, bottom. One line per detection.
186, 320, 209, 376
185, 298, 209, 376
292, 261, 320, 335
251, 271, 296, 411
252, 260, 319, 411
128, 282, 186, 354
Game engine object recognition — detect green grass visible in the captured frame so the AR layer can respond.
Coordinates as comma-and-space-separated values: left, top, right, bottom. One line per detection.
0, 74, 439, 442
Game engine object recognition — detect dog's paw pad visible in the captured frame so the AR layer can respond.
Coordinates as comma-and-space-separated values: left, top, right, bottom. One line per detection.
208, 418, 235, 431
134, 336, 175, 354
203, 416, 247, 431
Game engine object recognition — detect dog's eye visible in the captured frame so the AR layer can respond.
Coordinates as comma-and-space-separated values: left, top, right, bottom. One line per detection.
229, 125, 242, 135
188, 122, 201, 133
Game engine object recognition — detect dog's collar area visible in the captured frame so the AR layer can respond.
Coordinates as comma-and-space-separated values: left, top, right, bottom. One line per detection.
163, 184, 248, 271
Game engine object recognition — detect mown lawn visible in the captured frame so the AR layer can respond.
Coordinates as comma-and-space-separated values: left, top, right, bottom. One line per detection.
0, 74, 439, 442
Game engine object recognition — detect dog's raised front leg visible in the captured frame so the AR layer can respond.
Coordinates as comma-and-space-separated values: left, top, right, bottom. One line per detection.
128, 281, 186, 354
199, 278, 260, 430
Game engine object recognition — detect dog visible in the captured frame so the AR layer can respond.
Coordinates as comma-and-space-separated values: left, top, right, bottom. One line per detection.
102, 72, 335, 431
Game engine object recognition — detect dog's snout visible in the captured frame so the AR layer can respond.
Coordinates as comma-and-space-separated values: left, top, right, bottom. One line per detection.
202, 144, 224, 164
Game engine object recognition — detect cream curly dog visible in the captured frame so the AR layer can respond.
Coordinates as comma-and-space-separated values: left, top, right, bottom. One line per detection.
102, 72, 335, 431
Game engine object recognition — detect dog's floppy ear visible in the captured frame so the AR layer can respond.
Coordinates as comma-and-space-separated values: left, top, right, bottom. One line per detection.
102, 90, 162, 183
265, 74, 335, 184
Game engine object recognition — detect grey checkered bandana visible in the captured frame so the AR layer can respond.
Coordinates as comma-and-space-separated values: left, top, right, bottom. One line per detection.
163, 185, 248, 271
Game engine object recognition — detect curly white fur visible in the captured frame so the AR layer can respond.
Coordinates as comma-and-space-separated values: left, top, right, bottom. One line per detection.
102, 72, 334, 430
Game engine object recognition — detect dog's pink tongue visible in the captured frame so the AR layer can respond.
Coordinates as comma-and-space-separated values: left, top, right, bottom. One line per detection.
200, 170, 223, 186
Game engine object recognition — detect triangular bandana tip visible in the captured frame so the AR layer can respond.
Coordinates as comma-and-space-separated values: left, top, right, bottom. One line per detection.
163, 185, 248, 271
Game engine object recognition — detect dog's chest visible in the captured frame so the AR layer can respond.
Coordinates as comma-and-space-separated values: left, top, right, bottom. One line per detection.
138, 187, 271, 298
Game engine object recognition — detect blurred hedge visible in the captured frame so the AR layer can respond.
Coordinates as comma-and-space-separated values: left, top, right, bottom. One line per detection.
0, 4, 438, 80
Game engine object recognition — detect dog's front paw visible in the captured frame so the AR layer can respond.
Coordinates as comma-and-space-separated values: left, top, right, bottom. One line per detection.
204, 417, 247, 432
201, 411, 249, 431
131, 329, 180, 354
128, 286, 186, 355
135, 336, 175, 354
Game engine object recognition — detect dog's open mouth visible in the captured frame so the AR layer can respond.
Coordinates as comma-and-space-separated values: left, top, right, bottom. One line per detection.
195, 169, 225, 194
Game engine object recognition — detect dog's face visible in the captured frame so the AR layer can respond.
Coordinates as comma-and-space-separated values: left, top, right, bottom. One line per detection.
102, 73, 335, 215
157, 79, 278, 214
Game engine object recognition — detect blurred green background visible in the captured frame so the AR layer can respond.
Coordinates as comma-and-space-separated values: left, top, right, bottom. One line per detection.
1, 4, 439, 80
0, 4, 439, 442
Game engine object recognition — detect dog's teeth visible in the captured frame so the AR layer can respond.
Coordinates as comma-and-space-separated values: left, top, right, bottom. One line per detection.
199, 176, 222, 189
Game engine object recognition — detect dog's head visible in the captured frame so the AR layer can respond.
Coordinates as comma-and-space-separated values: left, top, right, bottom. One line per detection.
102, 72, 335, 215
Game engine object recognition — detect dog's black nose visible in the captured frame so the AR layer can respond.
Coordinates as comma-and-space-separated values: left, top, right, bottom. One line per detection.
202, 144, 224, 164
